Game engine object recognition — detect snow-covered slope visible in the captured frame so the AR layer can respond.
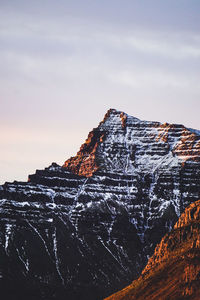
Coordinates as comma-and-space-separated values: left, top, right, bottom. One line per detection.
105, 199, 200, 300
0, 109, 200, 300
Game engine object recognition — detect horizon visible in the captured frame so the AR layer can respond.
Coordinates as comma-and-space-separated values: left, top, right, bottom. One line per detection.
1, 0, 200, 184
1, 106, 199, 185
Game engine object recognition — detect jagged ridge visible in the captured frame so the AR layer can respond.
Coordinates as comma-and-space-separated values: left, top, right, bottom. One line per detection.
63, 108, 200, 178
0, 108, 200, 300
63, 109, 127, 176
105, 199, 200, 300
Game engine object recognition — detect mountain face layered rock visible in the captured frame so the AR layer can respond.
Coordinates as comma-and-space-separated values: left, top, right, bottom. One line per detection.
0, 109, 200, 300
105, 199, 200, 300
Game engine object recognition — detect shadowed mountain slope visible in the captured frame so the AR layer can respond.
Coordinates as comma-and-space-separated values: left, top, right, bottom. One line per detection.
0, 109, 200, 299
105, 199, 200, 300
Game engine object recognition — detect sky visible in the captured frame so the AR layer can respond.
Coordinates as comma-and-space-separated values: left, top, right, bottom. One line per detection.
0, 0, 200, 184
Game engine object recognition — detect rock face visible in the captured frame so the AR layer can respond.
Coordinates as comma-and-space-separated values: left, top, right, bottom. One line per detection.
0, 109, 200, 300
105, 199, 200, 300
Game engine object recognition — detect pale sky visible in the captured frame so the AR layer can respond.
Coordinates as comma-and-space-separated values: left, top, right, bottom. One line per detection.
0, 0, 200, 184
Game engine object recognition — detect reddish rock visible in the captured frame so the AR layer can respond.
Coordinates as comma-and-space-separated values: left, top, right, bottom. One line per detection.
63, 109, 127, 177
63, 109, 200, 180
105, 200, 200, 300
120, 112, 127, 129
173, 128, 200, 162
156, 123, 178, 143
63, 129, 105, 177
0, 109, 200, 300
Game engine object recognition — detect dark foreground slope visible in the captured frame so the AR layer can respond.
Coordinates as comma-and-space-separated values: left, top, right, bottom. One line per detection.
105, 200, 200, 300
0, 109, 200, 299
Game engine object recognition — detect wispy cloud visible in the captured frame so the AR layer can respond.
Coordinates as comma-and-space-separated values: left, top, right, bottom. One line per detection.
1, 9, 200, 60
107, 68, 200, 91
0, 2, 199, 183
109, 33, 200, 59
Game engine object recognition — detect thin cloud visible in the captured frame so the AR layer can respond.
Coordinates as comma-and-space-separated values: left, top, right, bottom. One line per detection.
0, 9, 200, 61
107, 68, 200, 90
0, 2, 199, 183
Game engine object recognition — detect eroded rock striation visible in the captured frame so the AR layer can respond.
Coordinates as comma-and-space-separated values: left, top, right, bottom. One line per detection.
0, 109, 200, 299
105, 199, 200, 300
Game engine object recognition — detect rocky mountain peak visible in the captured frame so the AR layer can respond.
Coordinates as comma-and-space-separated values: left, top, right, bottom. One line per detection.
98, 108, 129, 129
63, 108, 200, 185
62, 108, 129, 177
0, 110, 200, 300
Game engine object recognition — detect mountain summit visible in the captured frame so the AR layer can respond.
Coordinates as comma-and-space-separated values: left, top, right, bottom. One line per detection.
0, 109, 200, 299
64, 108, 200, 176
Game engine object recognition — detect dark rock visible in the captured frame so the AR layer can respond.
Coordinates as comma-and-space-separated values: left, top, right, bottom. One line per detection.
0, 109, 200, 299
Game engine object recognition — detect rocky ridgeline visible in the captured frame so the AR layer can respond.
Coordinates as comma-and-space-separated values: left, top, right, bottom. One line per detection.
106, 200, 200, 300
0, 109, 200, 300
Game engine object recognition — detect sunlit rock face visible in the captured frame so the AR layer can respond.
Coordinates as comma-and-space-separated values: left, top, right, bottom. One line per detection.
0, 109, 200, 300
105, 200, 200, 300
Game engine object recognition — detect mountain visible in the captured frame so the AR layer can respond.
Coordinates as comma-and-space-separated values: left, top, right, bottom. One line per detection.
0, 108, 200, 299
105, 199, 200, 300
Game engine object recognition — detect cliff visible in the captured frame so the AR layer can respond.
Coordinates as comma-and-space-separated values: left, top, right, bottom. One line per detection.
105, 200, 200, 300
0, 109, 199, 299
